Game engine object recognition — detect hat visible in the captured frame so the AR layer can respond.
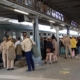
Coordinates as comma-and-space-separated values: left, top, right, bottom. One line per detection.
8, 36, 12, 39
3, 37, 7, 40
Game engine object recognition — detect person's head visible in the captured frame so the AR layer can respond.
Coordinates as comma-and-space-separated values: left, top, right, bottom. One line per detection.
8, 36, 12, 41
72, 36, 74, 38
51, 34, 57, 41
17, 37, 20, 41
22, 32, 27, 38
3, 37, 7, 41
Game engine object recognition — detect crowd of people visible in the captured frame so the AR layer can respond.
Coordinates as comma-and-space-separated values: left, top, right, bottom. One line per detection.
0, 32, 80, 72
0, 32, 35, 71
60, 36, 80, 59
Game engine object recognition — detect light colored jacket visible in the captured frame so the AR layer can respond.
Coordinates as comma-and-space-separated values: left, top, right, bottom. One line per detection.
21, 38, 35, 52
6, 41, 14, 50
70, 38, 77, 48
64, 37, 70, 46
0, 41, 7, 54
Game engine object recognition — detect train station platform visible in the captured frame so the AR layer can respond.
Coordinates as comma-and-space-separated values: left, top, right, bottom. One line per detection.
0, 56, 80, 80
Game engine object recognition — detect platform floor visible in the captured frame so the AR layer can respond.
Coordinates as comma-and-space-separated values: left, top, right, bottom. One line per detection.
0, 56, 80, 80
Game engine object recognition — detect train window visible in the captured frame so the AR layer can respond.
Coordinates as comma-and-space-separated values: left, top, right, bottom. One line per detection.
48, 33, 50, 36
30, 32, 33, 35
39, 33, 41, 36
44, 33, 46, 36
12, 32, 16, 39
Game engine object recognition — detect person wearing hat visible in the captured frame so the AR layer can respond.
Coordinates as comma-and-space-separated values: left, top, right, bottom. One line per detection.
6, 36, 15, 70
0, 37, 7, 68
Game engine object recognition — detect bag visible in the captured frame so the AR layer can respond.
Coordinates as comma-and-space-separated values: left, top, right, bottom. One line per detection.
29, 39, 41, 58
8, 44, 16, 60
71, 50, 75, 57
46, 48, 50, 53
15, 59, 26, 67
16, 44, 22, 55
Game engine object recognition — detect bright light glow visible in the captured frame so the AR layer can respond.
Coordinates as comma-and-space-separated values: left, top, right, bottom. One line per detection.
59, 29, 67, 34
9, 19, 19, 24
49, 20, 55, 23
60, 24, 65, 26
14, 9, 29, 15
20, 22, 33, 26
70, 30, 78, 35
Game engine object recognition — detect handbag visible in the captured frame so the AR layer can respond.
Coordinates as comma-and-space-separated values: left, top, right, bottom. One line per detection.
8, 44, 16, 60
71, 50, 75, 57
29, 39, 41, 58
46, 48, 50, 53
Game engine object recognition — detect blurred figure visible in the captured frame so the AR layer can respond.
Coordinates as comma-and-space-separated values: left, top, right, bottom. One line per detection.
15, 37, 22, 60
0, 37, 7, 68
43, 37, 47, 60
40, 37, 44, 60
77, 36, 80, 54
6, 36, 15, 70
70, 36, 78, 58
64, 35, 72, 59
45, 38, 53, 64
21, 32, 35, 71
59, 38, 65, 55
51, 34, 58, 63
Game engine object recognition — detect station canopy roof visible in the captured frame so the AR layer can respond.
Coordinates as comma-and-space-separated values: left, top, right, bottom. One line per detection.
47, 0, 80, 25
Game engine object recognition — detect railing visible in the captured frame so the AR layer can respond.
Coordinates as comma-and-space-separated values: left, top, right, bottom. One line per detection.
7, 0, 64, 21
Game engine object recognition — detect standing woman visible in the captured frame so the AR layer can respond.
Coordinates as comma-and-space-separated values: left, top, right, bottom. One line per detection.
51, 35, 58, 63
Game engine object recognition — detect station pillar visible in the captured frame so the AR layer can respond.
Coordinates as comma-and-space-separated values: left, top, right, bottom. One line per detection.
33, 17, 42, 66
56, 27, 59, 55
66, 26, 70, 36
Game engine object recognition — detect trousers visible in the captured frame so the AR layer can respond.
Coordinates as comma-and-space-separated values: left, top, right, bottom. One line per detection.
65, 45, 71, 57
2, 52, 7, 68
25, 51, 35, 71
7, 51, 14, 69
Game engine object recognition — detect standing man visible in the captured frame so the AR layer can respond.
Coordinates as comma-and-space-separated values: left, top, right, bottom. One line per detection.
21, 32, 35, 71
6, 36, 15, 70
1, 37, 7, 68
64, 35, 72, 59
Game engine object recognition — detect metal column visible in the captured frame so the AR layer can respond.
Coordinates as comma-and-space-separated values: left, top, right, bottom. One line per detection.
56, 27, 59, 55
33, 17, 42, 66
66, 26, 70, 35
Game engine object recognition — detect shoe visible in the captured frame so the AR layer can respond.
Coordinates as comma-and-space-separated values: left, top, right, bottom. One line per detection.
44, 62, 47, 64
33, 69, 35, 71
26, 70, 31, 72
10, 68, 14, 70
7, 68, 10, 70
64, 57, 67, 59
49, 63, 51, 64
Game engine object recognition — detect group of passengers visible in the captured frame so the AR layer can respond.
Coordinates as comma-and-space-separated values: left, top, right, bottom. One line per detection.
59, 35, 80, 59
0, 32, 35, 71
40, 35, 58, 64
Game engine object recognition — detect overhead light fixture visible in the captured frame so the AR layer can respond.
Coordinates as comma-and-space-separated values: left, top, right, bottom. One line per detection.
60, 24, 65, 26
14, 9, 29, 15
49, 20, 55, 23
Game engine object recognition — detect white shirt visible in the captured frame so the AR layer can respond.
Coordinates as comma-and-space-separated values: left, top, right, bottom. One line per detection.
21, 38, 35, 52
15, 40, 21, 48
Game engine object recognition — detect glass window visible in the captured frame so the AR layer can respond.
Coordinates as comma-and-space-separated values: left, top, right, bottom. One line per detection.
52, 10, 56, 17
46, 6, 51, 15
12, 32, 16, 39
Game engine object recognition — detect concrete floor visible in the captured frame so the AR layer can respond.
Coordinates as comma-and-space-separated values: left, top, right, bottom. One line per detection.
0, 56, 80, 80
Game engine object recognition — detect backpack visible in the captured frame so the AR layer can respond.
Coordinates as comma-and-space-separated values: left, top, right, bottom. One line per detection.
8, 44, 16, 60
16, 44, 22, 56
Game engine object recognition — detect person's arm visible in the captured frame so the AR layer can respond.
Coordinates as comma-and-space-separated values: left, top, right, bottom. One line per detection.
21, 42, 25, 51
30, 39, 36, 45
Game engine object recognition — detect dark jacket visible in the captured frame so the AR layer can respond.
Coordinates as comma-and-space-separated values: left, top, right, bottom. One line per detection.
46, 41, 53, 52
77, 39, 80, 46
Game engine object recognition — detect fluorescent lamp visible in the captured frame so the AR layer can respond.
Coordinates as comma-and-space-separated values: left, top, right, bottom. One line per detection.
60, 24, 65, 26
14, 9, 29, 15
49, 20, 55, 23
